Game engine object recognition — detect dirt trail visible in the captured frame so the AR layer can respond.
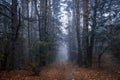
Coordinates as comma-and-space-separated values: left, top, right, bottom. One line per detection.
0, 61, 118, 80
40, 61, 117, 80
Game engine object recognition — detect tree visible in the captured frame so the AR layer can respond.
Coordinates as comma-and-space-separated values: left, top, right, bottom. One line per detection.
82, 0, 89, 67
73, 0, 83, 66
88, 0, 98, 67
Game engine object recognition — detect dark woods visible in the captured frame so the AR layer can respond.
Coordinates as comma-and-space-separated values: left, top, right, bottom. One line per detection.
0, 0, 120, 72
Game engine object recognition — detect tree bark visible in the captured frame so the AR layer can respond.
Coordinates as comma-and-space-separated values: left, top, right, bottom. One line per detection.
82, 0, 89, 67
9, 0, 18, 69
74, 0, 83, 67
88, 0, 98, 67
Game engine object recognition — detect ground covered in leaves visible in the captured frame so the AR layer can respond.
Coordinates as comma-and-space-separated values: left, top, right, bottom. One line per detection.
0, 61, 119, 80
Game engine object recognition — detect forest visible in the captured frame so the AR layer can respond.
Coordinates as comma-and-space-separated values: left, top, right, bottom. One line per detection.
0, 0, 120, 80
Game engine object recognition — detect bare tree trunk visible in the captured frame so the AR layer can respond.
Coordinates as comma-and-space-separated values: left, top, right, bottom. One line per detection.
27, 2, 30, 49
38, 0, 48, 66
26, 1, 31, 64
88, 0, 98, 67
1, 6, 9, 70
74, 0, 83, 67
9, 0, 18, 69
82, 0, 89, 67
98, 53, 102, 68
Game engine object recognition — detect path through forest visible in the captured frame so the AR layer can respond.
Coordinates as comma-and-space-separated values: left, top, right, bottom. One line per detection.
0, 61, 118, 80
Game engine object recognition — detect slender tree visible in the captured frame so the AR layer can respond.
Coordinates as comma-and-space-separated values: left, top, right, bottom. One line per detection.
73, 0, 83, 66
88, 0, 98, 67
82, 0, 89, 67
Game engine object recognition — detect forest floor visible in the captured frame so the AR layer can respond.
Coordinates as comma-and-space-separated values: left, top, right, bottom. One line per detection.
0, 61, 119, 80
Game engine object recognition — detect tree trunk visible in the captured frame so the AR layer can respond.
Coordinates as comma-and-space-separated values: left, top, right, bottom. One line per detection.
88, 0, 98, 67
8, 0, 18, 70
98, 54, 102, 68
82, 0, 89, 67
74, 0, 83, 67
27, 2, 30, 49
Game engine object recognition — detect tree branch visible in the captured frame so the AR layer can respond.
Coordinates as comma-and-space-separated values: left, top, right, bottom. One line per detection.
0, 11, 12, 19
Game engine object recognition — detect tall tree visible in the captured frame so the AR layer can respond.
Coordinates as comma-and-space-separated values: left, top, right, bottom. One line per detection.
82, 0, 89, 67
73, 0, 83, 66
88, 0, 98, 67
9, 0, 19, 69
